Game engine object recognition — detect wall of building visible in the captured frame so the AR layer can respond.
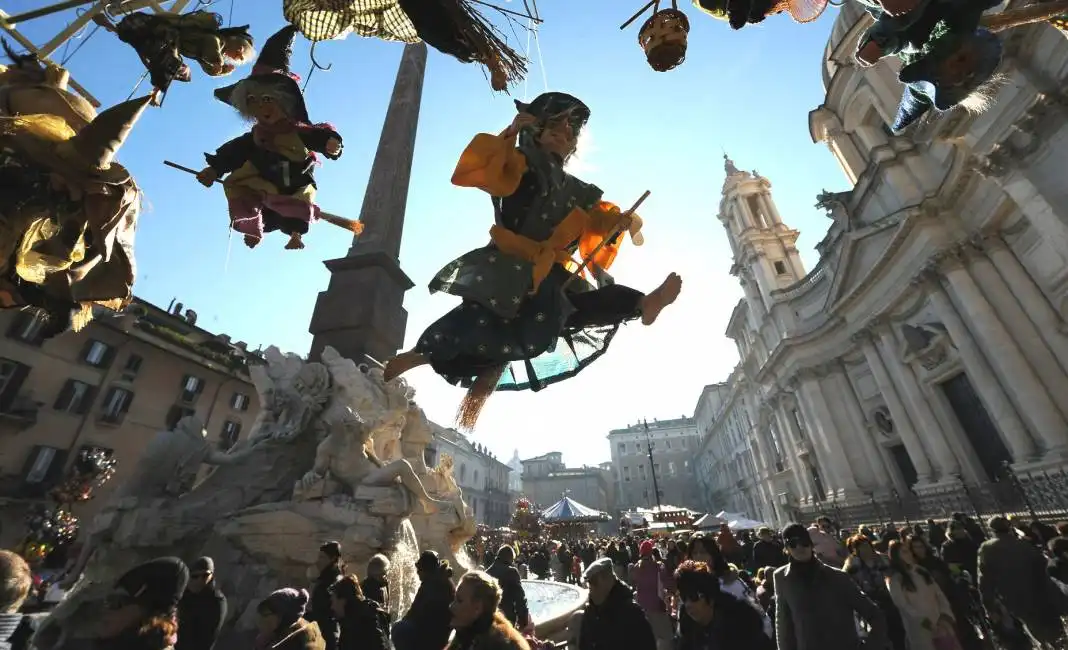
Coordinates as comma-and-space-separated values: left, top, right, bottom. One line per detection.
519, 453, 613, 514
607, 418, 702, 511
0, 300, 261, 548
698, 6, 1068, 527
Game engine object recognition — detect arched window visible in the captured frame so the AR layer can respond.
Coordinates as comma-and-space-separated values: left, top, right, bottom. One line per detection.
844, 85, 892, 156
460, 463, 467, 482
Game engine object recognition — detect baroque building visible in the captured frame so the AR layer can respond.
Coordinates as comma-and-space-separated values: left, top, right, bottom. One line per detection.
0, 298, 261, 547
607, 418, 703, 511
697, 2, 1068, 527
519, 452, 616, 515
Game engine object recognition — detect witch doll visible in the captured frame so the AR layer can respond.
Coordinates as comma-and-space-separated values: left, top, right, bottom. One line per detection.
691, 0, 828, 30
93, 9, 254, 98
0, 40, 97, 131
383, 92, 683, 429
852, 0, 1030, 131
196, 26, 343, 251
0, 94, 152, 340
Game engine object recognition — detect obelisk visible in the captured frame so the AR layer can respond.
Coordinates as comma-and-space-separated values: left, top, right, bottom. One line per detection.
308, 43, 426, 363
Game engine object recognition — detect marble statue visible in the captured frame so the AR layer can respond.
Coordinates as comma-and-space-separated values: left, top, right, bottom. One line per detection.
34, 345, 475, 650
295, 406, 447, 514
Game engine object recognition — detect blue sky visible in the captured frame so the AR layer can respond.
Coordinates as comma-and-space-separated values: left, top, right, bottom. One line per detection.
9, 0, 851, 467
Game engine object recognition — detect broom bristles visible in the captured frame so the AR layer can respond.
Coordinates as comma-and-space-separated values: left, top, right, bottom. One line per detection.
443, 0, 528, 86
455, 364, 506, 431
981, 0, 1068, 32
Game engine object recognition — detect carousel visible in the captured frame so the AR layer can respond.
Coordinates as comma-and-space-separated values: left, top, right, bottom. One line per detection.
540, 496, 609, 539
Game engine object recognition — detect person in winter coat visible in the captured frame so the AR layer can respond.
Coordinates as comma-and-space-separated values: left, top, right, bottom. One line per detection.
175, 557, 226, 650
908, 536, 981, 650
446, 571, 530, 650
751, 528, 786, 571
328, 575, 389, 650
577, 558, 656, 650
773, 523, 887, 650
675, 560, 773, 650
808, 517, 846, 568
940, 522, 979, 580
486, 546, 531, 631
94, 557, 190, 650
629, 541, 673, 650
842, 535, 907, 650
886, 540, 957, 650
361, 555, 390, 615
306, 542, 343, 650
978, 516, 1068, 647
1047, 537, 1068, 588
392, 551, 456, 650
254, 588, 325, 650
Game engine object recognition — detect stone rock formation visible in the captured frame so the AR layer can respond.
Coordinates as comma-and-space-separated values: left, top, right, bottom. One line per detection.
36, 346, 475, 648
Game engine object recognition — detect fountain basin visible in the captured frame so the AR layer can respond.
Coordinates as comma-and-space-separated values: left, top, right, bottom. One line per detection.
523, 580, 587, 642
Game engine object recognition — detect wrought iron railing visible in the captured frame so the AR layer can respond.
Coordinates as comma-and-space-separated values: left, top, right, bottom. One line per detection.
798, 464, 1068, 531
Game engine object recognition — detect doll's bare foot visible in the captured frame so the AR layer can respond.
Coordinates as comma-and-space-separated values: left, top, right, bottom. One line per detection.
384, 350, 429, 381
284, 232, 305, 250
482, 51, 507, 91
878, 0, 917, 17
640, 272, 682, 326
243, 234, 259, 249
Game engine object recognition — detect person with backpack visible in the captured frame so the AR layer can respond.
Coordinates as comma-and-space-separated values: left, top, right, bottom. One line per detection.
329, 575, 390, 650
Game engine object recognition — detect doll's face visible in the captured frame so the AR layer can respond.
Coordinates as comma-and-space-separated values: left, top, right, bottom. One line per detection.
937, 42, 980, 88
245, 93, 286, 125
223, 38, 255, 64
537, 115, 577, 159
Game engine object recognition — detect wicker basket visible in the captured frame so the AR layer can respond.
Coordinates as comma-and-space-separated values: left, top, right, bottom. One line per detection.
638, 8, 690, 72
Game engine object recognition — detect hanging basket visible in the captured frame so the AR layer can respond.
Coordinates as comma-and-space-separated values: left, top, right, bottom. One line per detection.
638, 8, 690, 72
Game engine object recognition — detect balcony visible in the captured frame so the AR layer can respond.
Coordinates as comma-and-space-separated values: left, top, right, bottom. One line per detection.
0, 394, 42, 432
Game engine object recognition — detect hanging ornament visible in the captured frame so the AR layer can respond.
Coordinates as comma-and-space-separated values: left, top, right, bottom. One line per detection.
50, 447, 117, 504
622, 0, 691, 72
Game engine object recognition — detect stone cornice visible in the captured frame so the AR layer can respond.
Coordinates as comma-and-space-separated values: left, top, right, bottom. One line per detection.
970, 92, 1068, 179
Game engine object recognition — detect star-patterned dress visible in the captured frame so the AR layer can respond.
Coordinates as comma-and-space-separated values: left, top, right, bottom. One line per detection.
415, 131, 644, 392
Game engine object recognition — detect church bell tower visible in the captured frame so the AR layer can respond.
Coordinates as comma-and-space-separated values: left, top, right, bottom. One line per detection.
718, 155, 805, 315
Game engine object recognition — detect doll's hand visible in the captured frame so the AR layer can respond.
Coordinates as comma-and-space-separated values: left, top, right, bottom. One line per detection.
196, 167, 218, 187
856, 41, 884, 67
325, 138, 342, 157
502, 113, 538, 139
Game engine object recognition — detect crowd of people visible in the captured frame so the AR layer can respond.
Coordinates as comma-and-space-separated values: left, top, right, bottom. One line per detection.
2, 512, 1068, 650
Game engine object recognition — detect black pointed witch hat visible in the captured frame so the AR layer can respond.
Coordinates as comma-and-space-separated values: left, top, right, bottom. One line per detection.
213, 25, 309, 123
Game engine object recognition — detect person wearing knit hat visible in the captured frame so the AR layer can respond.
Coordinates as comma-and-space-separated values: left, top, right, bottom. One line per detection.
256, 588, 325, 649
197, 26, 348, 253
0, 92, 152, 341
630, 540, 672, 649
94, 557, 189, 646
176, 557, 227, 650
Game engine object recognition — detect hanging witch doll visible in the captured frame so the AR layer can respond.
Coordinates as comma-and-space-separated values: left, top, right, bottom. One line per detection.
92, 9, 254, 98
854, 0, 1068, 131
689, 0, 828, 30
197, 26, 343, 251
281, 0, 526, 91
0, 40, 97, 130
0, 94, 151, 340
383, 92, 684, 430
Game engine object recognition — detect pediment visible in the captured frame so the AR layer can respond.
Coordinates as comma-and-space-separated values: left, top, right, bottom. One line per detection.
825, 216, 905, 309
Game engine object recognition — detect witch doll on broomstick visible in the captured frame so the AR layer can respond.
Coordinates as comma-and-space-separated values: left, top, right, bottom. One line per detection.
384, 92, 683, 430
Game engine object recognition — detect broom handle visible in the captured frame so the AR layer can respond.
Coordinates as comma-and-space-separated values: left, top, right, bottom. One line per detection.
980, 0, 1068, 32
163, 160, 362, 234
561, 190, 650, 290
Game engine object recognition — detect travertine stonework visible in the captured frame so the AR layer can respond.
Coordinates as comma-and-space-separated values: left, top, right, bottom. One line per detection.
36, 345, 474, 648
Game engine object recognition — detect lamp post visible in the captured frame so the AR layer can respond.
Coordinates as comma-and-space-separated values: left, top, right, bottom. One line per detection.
644, 419, 663, 513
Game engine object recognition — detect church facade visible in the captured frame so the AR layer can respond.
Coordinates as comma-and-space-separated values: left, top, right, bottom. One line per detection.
696, 2, 1068, 527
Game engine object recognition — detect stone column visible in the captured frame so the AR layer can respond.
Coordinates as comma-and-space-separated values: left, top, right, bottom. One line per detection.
985, 236, 1068, 375
760, 193, 782, 226
875, 327, 961, 478
967, 243, 1068, 422
857, 333, 934, 485
773, 402, 815, 502
833, 363, 893, 491
797, 376, 862, 496
736, 195, 757, 229
940, 257, 1068, 456
926, 276, 1038, 462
